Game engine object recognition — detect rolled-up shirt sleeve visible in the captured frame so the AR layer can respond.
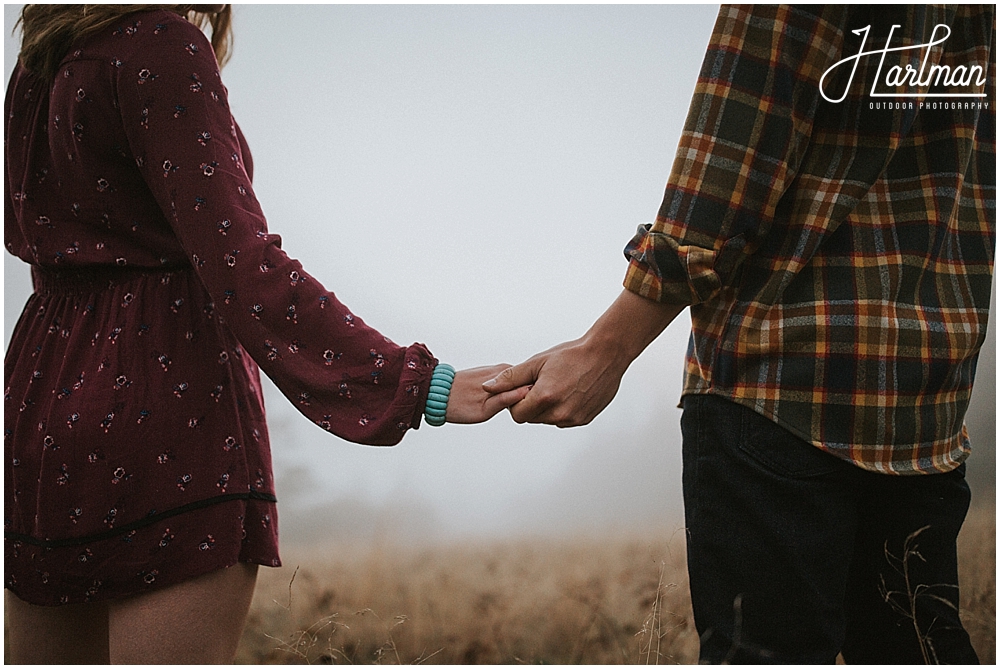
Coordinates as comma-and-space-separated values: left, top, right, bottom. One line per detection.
624, 5, 851, 305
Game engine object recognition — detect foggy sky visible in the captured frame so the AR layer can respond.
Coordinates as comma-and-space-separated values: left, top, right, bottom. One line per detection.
3, 5, 995, 544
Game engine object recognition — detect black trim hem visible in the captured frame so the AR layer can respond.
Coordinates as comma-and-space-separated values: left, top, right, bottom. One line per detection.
4, 491, 278, 549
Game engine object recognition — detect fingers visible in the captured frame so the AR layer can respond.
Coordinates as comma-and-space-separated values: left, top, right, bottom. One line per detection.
509, 396, 589, 428
482, 359, 542, 394
443, 366, 530, 424
507, 385, 557, 425
482, 384, 531, 417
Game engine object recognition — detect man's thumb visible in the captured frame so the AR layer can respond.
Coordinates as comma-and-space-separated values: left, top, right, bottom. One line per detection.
482, 361, 537, 393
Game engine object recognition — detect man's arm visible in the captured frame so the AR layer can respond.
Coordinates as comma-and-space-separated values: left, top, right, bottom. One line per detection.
484, 7, 854, 427
482, 290, 684, 426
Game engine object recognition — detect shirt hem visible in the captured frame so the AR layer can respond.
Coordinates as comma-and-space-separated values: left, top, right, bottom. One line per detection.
680, 388, 971, 476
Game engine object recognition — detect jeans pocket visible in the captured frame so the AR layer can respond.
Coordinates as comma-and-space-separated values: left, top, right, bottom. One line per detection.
736, 403, 844, 479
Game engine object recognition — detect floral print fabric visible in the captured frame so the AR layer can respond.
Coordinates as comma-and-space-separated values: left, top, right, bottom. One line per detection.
5, 9, 436, 605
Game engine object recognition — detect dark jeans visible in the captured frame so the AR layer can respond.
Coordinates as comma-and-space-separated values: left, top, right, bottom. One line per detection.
681, 394, 978, 664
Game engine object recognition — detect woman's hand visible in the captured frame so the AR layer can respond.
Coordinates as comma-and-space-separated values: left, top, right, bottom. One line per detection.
444, 365, 531, 424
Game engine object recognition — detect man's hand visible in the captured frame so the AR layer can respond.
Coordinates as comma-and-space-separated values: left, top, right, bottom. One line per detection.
481, 338, 628, 427
444, 364, 531, 424
482, 290, 685, 427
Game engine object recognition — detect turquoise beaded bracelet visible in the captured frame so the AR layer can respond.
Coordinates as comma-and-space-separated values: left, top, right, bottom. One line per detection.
424, 363, 455, 427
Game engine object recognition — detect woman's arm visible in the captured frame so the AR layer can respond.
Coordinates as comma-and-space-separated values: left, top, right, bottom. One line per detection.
114, 12, 514, 443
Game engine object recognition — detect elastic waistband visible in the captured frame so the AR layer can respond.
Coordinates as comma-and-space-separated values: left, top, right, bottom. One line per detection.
30, 263, 193, 295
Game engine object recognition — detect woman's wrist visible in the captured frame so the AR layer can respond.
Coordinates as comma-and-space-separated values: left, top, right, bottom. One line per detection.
424, 363, 455, 426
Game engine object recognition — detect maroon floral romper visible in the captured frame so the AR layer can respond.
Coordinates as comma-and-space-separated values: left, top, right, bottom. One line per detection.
4, 9, 437, 606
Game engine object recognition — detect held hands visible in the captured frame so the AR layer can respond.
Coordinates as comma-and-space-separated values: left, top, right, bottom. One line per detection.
480, 337, 628, 427
443, 291, 683, 427
444, 364, 532, 424
481, 290, 685, 427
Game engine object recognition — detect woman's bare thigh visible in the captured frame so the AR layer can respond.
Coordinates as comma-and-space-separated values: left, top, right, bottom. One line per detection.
5, 590, 110, 664
108, 562, 258, 664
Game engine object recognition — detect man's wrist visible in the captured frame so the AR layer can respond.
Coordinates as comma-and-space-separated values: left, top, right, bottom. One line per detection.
581, 323, 635, 374
585, 289, 684, 366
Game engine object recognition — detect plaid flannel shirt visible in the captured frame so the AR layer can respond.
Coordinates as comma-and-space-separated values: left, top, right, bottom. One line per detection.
624, 5, 996, 474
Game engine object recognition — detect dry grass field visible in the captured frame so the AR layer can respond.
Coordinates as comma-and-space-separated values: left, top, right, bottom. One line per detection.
235, 503, 995, 664
1, 505, 991, 663
237, 528, 698, 665
954, 500, 996, 663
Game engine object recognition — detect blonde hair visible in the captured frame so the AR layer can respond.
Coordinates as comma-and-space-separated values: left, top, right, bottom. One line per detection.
16, 4, 233, 82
